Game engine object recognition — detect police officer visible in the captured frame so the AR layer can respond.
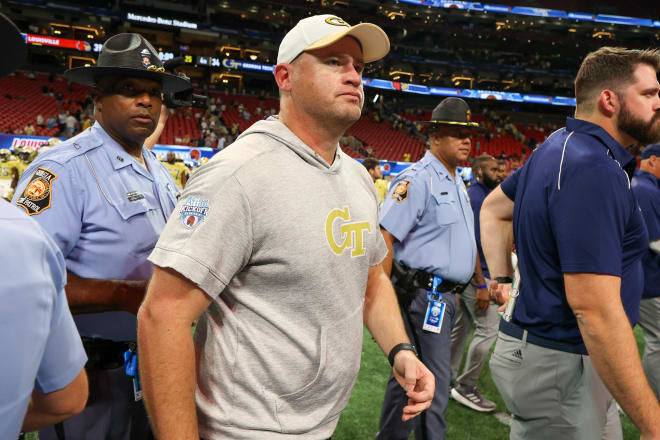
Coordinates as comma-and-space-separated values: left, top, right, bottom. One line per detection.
481, 47, 660, 439
13, 33, 190, 440
632, 143, 660, 401
378, 97, 482, 440
0, 13, 88, 439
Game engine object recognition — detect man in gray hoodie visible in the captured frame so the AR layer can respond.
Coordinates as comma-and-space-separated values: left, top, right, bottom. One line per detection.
137, 14, 435, 440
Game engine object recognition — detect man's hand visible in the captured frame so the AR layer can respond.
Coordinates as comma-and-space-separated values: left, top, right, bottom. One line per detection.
488, 279, 511, 312
392, 350, 435, 422
65, 273, 148, 315
475, 287, 490, 311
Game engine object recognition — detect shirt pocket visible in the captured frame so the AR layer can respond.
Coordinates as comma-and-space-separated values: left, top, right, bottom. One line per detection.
112, 198, 160, 256
432, 191, 459, 226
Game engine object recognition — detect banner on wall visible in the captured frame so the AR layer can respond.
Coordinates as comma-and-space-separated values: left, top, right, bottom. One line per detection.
152, 145, 217, 167
0, 134, 219, 166
357, 158, 473, 182
22, 33, 92, 52
0, 134, 54, 150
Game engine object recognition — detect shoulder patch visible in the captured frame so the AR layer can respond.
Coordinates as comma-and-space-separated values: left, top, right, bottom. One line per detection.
392, 179, 411, 202
180, 196, 209, 229
16, 167, 57, 215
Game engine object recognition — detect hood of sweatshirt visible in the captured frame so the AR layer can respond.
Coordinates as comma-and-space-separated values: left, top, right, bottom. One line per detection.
236, 115, 343, 173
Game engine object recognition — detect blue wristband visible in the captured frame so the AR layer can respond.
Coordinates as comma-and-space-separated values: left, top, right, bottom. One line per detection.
477, 284, 487, 289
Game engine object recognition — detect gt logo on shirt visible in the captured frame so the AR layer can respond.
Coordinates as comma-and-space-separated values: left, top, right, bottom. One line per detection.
325, 206, 371, 257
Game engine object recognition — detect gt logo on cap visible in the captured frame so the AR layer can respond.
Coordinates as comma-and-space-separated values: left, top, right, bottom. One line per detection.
325, 16, 350, 27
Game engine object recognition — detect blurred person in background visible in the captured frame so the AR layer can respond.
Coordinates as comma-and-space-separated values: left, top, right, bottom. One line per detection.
631, 143, 660, 402
496, 159, 508, 180
162, 150, 190, 191
362, 157, 388, 204
449, 154, 501, 413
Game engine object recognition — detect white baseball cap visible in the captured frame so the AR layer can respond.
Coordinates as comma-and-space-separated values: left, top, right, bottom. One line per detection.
277, 14, 390, 65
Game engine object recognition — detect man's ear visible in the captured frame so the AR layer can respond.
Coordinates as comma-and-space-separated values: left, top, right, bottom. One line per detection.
597, 89, 619, 118
274, 63, 294, 93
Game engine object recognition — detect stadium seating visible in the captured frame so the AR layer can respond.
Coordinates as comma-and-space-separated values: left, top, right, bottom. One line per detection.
0, 72, 89, 137
0, 72, 540, 164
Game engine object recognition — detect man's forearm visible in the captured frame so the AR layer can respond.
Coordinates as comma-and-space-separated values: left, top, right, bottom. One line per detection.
363, 265, 410, 357
481, 219, 513, 278
65, 272, 147, 315
473, 252, 486, 286
22, 369, 88, 431
137, 306, 199, 440
480, 187, 515, 278
567, 274, 660, 437
578, 307, 660, 436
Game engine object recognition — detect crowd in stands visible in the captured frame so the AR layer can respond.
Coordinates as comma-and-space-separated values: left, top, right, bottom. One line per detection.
0, 71, 574, 172
174, 95, 278, 149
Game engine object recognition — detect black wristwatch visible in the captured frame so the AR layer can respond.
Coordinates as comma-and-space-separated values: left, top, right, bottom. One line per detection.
388, 343, 418, 366
495, 276, 513, 284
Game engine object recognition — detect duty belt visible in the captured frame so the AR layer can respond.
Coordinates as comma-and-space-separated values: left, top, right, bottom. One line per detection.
82, 337, 134, 369
392, 260, 464, 293
391, 260, 467, 309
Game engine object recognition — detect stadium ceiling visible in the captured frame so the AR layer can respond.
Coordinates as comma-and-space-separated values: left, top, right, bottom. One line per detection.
4, 0, 658, 102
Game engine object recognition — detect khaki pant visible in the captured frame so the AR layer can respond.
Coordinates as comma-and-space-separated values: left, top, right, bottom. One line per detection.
490, 331, 621, 440
639, 296, 660, 401
450, 279, 500, 387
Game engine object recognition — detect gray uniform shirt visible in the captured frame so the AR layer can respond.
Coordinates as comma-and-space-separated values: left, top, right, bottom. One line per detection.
149, 116, 388, 439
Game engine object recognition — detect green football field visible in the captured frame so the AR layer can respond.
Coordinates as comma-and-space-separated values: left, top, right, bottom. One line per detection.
24, 326, 646, 440
332, 326, 646, 440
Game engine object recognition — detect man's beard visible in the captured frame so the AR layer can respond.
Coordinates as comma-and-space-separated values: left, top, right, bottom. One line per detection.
482, 173, 499, 190
618, 102, 660, 146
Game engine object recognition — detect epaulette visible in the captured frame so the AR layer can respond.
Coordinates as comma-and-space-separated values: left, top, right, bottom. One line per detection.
37, 130, 103, 165
396, 160, 429, 181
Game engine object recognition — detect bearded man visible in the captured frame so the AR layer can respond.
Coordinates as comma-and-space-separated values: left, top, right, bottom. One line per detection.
481, 47, 660, 439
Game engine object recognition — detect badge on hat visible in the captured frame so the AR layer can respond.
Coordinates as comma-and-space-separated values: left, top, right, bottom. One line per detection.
325, 16, 350, 27
392, 179, 411, 203
180, 196, 209, 229
16, 167, 57, 215
63, 33, 191, 93
140, 49, 152, 68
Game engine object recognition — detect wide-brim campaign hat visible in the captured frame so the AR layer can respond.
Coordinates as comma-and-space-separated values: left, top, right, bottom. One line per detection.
1, 13, 28, 78
64, 33, 190, 93
421, 97, 485, 131
277, 14, 390, 64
